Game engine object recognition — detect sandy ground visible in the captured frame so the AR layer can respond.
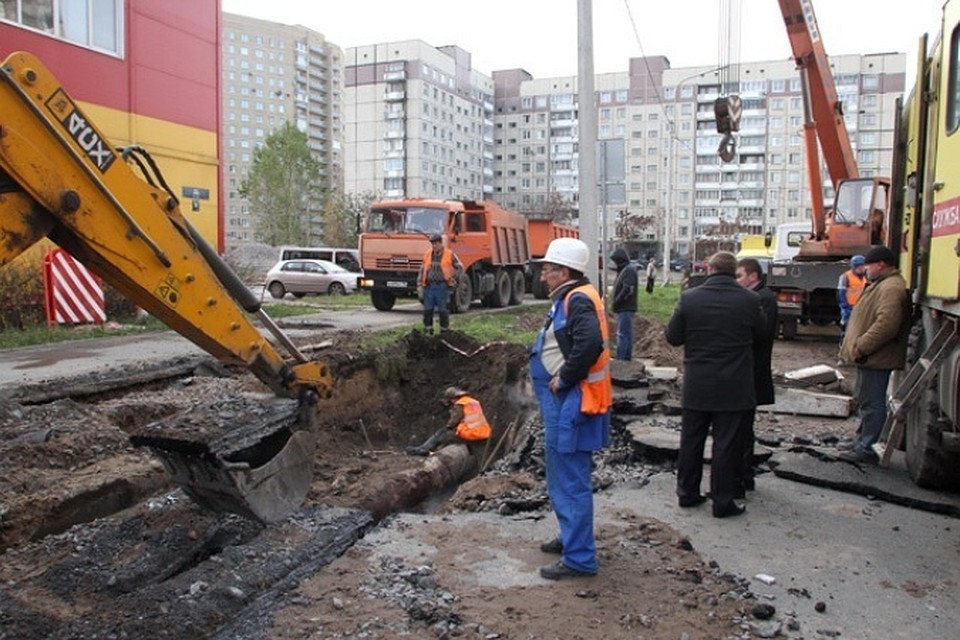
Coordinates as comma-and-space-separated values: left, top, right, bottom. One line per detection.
0, 309, 901, 639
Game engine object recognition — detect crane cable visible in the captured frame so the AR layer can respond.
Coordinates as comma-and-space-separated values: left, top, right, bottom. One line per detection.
716, 0, 743, 162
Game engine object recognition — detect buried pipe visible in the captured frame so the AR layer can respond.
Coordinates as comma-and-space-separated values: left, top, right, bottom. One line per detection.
357, 445, 477, 520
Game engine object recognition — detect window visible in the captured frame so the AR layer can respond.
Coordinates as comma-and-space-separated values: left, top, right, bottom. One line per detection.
1, 0, 123, 53
949, 23, 960, 133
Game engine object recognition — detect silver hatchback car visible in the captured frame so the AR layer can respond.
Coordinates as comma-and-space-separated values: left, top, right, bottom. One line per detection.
265, 259, 358, 299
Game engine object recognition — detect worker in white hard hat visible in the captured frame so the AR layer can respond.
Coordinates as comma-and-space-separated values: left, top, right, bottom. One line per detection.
529, 237, 612, 581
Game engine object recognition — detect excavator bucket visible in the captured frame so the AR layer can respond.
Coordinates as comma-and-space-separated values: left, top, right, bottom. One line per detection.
130, 393, 319, 523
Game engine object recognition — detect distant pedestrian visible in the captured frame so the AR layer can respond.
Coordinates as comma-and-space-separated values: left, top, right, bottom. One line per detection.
666, 252, 762, 518
609, 248, 638, 361
735, 258, 778, 493
838, 246, 910, 464
418, 234, 463, 335
645, 258, 656, 294
530, 238, 612, 580
837, 254, 867, 339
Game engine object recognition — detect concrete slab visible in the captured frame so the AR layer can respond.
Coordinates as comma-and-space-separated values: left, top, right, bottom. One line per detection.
626, 424, 774, 464
782, 364, 842, 387
770, 386, 853, 418
646, 366, 679, 381
770, 447, 960, 517
610, 359, 648, 389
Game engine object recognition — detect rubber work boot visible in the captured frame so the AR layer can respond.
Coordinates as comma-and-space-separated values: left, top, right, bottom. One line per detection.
540, 538, 563, 554
405, 446, 429, 457
439, 311, 450, 332
539, 561, 596, 580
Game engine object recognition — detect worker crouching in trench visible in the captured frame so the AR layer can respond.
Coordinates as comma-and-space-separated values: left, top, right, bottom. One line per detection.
406, 387, 491, 469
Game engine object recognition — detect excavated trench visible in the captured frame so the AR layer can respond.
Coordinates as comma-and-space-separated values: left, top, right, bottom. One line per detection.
0, 329, 545, 639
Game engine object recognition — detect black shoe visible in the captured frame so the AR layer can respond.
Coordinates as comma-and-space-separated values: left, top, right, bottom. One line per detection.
405, 446, 428, 457
678, 495, 707, 508
743, 477, 755, 492
839, 449, 878, 464
713, 502, 746, 518
540, 538, 563, 554
539, 561, 596, 580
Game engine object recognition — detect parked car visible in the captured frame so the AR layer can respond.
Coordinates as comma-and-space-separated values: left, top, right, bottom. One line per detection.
265, 259, 358, 299
669, 257, 691, 272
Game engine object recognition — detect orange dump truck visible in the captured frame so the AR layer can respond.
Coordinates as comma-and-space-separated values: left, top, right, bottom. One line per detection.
526, 218, 580, 298
358, 199, 535, 312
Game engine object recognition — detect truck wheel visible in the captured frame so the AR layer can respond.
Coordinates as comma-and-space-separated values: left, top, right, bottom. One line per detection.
371, 290, 395, 311
905, 322, 960, 489
780, 317, 797, 340
489, 270, 510, 308
531, 264, 549, 299
267, 282, 286, 299
451, 274, 473, 314
509, 270, 526, 305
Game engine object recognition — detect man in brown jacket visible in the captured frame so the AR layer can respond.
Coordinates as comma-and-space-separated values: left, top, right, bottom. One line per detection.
838, 246, 911, 463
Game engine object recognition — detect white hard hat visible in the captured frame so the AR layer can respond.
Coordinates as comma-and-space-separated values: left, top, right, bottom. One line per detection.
542, 237, 590, 273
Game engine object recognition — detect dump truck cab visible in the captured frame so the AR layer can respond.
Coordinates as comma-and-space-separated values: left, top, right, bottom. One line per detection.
358, 198, 531, 312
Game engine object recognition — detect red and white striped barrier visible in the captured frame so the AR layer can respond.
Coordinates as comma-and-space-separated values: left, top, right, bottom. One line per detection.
43, 248, 106, 325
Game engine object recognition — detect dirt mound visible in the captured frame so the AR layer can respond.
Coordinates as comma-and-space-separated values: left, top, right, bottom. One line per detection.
633, 315, 683, 367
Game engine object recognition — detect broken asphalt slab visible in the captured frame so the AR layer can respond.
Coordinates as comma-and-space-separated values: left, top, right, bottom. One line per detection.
769, 447, 960, 517
626, 424, 960, 518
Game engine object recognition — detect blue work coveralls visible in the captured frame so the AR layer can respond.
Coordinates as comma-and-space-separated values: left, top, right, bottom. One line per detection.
530, 283, 611, 574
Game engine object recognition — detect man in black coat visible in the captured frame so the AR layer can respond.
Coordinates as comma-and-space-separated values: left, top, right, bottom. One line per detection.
610, 248, 638, 360
666, 252, 763, 518
736, 258, 778, 493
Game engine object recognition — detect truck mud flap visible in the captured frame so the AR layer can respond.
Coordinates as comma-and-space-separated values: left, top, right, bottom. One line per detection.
130, 393, 318, 523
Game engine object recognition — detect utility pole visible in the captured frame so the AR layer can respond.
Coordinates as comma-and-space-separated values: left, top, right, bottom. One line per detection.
577, 0, 598, 285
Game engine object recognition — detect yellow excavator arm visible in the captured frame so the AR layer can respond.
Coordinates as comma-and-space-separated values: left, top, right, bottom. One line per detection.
0, 51, 331, 522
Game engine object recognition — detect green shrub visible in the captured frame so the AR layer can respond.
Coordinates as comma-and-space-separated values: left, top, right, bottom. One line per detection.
0, 258, 44, 330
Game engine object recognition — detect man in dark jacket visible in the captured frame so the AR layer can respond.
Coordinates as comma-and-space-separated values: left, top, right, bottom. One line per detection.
838, 246, 910, 463
736, 257, 778, 492
610, 248, 638, 360
666, 252, 763, 518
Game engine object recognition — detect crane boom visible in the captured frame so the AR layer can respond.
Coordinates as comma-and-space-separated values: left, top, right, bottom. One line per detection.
778, 0, 859, 186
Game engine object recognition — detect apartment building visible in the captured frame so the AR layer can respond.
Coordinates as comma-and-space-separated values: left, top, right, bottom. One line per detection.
222, 13, 343, 246
492, 53, 904, 258
343, 41, 495, 200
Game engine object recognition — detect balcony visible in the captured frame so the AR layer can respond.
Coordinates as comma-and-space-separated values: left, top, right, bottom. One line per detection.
384, 91, 406, 102
384, 70, 406, 81
384, 130, 404, 139
385, 109, 405, 120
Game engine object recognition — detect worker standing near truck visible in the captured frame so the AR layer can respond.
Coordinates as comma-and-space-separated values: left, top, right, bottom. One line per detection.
838, 246, 911, 464
837, 255, 867, 339
418, 234, 462, 335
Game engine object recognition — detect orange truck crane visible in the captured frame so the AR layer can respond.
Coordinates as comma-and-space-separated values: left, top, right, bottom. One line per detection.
357, 198, 576, 312
763, 0, 893, 338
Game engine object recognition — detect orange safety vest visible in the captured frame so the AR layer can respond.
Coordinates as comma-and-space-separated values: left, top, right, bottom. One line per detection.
563, 284, 613, 416
844, 269, 866, 306
454, 395, 491, 441
421, 247, 457, 286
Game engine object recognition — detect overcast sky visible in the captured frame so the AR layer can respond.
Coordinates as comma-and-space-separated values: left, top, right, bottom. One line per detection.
221, 0, 946, 86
